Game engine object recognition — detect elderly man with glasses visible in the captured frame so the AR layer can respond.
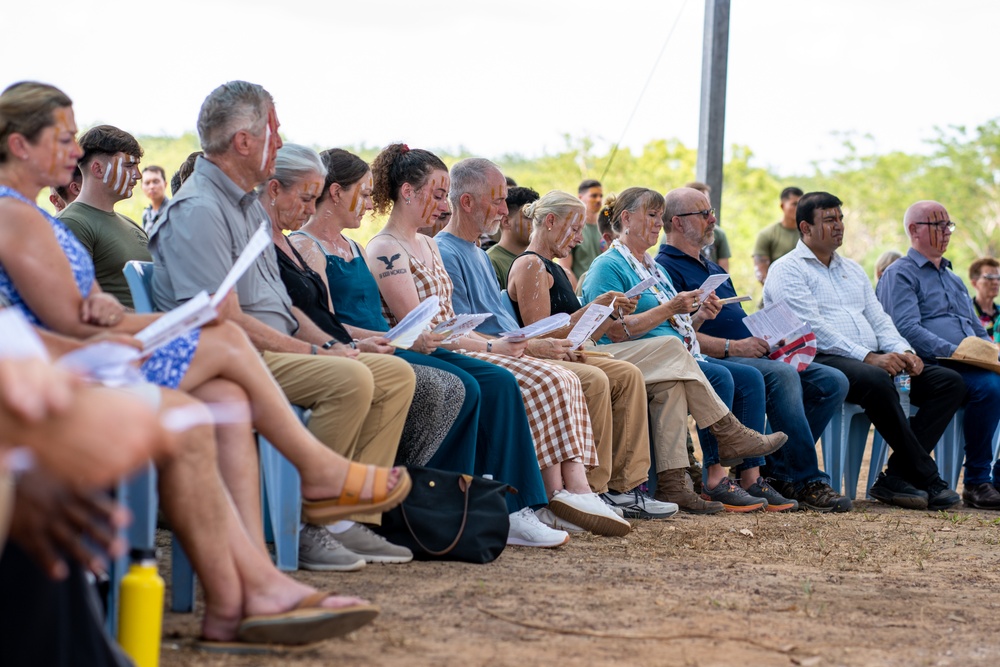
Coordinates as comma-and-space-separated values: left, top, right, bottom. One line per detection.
656, 187, 852, 513
968, 258, 1000, 343
876, 201, 1000, 509
763, 192, 966, 511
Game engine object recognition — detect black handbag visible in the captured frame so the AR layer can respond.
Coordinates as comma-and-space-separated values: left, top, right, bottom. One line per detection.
373, 466, 514, 564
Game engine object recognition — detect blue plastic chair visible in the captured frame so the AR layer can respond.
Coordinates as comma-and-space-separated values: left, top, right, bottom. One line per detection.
820, 402, 871, 497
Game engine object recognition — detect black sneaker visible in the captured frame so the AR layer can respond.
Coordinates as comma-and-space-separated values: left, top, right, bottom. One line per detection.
794, 480, 852, 513
927, 478, 961, 511
869, 472, 929, 510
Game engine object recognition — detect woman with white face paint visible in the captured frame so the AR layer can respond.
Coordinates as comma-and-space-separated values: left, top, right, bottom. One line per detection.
512, 189, 788, 515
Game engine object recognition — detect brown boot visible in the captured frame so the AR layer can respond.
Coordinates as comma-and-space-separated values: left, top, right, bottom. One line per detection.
708, 412, 788, 467
656, 468, 724, 515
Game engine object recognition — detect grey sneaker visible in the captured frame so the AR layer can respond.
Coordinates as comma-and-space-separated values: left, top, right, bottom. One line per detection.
701, 477, 767, 513
298, 524, 366, 572
335, 523, 413, 564
601, 489, 679, 520
744, 477, 799, 512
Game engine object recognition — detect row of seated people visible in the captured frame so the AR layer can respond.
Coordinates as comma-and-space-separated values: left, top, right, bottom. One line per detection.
0, 79, 787, 661
2, 77, 998, 661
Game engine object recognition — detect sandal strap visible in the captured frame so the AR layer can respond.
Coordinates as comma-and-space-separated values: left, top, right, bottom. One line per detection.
338, 462, 369, 505
371, 466, 389, 504
294, 590, 336, 611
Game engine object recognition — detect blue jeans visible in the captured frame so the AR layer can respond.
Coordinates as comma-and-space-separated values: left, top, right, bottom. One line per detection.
696, 359, 766, 471
944, 364, 1000, 485
725, 357, 849, 487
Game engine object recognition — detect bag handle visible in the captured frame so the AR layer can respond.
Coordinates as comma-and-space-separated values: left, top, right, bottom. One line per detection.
399, 474, 472, 556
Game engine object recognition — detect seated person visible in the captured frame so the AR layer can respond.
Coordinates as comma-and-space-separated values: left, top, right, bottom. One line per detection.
486, 186, 538, 290
763, 191, 964, 510
146, 82, 418, 567
876, 201, 1000, 509
509, 190, 789, 514
368, 143, 631, 538
435, 159, 672, 521
581, 187, 789, 513
656, 186, 851, 512
968, 257, 1000, 343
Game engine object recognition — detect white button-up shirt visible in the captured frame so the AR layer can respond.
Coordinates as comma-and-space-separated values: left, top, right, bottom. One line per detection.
762, 239, 911, 360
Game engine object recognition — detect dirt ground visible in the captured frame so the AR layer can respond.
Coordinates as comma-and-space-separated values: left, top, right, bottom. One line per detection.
158, 447, 1000, 667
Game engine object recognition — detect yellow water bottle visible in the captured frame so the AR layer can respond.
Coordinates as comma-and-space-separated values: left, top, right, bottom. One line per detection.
118, 547, 164, 667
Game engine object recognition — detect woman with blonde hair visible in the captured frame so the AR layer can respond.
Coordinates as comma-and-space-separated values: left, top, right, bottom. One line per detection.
510, 190, 786, 514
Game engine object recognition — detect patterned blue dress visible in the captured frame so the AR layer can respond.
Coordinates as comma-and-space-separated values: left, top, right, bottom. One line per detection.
0, 186, 198, 389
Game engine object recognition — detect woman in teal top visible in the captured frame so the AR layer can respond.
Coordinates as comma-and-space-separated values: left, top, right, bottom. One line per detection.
290, 149, 551, 521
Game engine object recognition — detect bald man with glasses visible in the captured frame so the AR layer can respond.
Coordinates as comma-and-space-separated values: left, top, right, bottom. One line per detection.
876, 200, 1000, 509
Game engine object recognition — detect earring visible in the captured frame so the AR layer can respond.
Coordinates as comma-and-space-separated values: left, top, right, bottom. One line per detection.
624, 228, 630, 235
405, 197, 411, 205
270, 200, 275, 207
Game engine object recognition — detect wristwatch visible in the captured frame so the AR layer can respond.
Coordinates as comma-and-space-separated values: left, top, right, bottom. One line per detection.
723, 339, 731, 358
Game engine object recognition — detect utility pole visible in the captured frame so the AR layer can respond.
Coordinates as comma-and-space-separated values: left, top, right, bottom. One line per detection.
696, 0, 730, 217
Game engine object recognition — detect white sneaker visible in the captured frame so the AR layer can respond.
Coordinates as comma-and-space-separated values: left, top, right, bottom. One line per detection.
534, 507, 585, 533
507, 507, 570, 548
549, 490, 632, 537
298, 524, 366, 572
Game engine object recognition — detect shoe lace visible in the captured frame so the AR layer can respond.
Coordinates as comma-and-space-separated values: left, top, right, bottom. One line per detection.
305, 525, 344, 550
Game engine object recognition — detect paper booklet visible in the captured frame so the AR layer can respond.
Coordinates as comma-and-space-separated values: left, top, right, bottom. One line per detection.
499, 313, 571, 341
383, 296, 440, 349
695, 273, 730, 304
742, 300, 805, 349
742, 300, 816, 371
624, 277, 657, 299
431, 313, 494, 343
134, 290, 217, 354
0, 308, 49, 360
567, 303, 614, 349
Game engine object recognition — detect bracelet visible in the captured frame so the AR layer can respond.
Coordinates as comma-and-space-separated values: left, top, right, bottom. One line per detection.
349, 339, 358, 349
486, 341, 493, 353
310, 344, 318, 355
723, 339, 731, 358
321, 339, 338, 350
620, 315, 632, 340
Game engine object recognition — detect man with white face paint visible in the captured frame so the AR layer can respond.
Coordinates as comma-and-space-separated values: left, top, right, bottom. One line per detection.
58, 125, 150, 308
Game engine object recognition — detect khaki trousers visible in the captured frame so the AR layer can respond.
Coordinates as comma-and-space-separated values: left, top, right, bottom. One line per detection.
549, 357, 651, 494
263, 351, 415, 523
587, 337, 728, 473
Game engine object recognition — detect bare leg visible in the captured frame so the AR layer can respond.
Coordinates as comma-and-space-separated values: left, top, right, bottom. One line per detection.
739, 467, 762, 488
706, 463, 728, 489
187, 378, 264, 550
155, 389, 368, 642
561, 461, 592, 495
177, 323, 401, 503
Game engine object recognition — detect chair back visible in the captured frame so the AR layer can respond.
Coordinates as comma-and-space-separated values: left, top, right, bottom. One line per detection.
123, 261, 156, 314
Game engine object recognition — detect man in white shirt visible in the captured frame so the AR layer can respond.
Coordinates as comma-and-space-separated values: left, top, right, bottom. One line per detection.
763, 191, 965, 510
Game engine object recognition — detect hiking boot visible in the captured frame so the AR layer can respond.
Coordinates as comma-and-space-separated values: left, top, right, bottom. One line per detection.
655, 468, 724, 515
744, 477, 798, 512
687, 462, 704, 494
963, 482, 1000, 510
927, 478, 961, 511
708, 412, 788, 466
868, 472, 928, 510
298, 524, 366, 572
701, 477, 766, 512
790, 479, 852, 513
601, 489, 678, 520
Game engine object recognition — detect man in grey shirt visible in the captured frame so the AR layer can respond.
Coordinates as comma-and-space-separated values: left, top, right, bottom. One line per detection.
147, 81, 416, 565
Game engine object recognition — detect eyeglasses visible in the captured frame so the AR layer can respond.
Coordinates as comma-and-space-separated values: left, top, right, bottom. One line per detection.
912, 221, 956, 232
675, 208, 715, 219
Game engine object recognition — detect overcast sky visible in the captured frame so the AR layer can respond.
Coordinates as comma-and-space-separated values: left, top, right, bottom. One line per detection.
4, 0, 996, 175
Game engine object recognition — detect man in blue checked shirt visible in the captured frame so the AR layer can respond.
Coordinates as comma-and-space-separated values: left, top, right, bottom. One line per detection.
876, 200, 1000, 510
764, 192, 965, 511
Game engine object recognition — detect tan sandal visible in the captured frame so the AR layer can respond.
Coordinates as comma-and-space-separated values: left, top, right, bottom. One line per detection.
301, 463, 411, 524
